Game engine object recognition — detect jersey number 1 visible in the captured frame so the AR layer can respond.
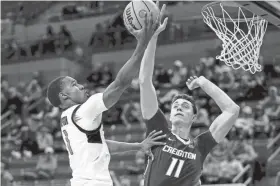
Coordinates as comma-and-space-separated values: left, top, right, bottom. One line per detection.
166, 157, 185, 178
62, 130, 73, 155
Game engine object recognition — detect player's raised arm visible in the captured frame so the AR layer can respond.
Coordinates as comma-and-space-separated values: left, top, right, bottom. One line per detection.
102, 12, 157, 109
76, 12, 158, 124
187, 76, 240, 143
139, 2, 168, 120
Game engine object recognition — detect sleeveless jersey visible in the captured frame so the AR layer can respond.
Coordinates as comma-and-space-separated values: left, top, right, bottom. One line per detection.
60, 105, 112, 186
143, 109, 217, 186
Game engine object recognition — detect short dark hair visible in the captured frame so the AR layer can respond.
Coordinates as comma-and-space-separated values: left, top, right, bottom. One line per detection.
47, 76, 66, 107
171, 94, 197, 114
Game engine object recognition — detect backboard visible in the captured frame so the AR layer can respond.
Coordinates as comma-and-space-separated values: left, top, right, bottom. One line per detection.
237, 1, 280, 28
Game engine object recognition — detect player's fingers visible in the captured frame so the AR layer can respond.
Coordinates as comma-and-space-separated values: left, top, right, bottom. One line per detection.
143, 12, 148, 31
159, 4, 166, 23
150, 130, 163, 138
148, 12, 153, 31
151, 12, 155, 29
151, 134, 167, 141
147, 130, 157, 137
162, 17, 168, 28
153, 13, 160, 31
126, 23, 137, 36
150, 141, 166, 146
156, 0, 159, 8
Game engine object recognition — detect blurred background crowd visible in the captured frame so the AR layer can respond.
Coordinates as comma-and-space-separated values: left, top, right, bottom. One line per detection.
1, 1, 280, 186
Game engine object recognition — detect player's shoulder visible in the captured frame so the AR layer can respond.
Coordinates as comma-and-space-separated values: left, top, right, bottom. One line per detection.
61, 105, 80, 118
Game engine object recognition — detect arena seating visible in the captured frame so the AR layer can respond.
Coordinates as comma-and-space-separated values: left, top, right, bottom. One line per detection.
1, 1, 53, 23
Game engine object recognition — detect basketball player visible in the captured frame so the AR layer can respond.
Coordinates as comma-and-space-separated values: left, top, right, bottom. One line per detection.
138, 2, 240, 186
46, 11, 166, 186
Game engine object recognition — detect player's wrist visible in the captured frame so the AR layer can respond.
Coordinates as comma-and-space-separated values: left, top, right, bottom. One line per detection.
136, 40, 148, 53
198, 76, 207, 87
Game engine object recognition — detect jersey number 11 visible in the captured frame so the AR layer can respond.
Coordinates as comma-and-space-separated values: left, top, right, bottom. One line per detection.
166, 157, 185, 178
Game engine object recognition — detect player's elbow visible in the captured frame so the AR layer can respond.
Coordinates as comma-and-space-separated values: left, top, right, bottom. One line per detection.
226, 104, 240, 115
114, 78, 130, 90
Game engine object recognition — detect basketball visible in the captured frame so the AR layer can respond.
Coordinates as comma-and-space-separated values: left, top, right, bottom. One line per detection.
123, 0, 160, 33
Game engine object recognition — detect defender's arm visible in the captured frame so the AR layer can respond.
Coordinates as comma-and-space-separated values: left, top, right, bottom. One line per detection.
198, 76, 240, 143
139, 37, 159, 120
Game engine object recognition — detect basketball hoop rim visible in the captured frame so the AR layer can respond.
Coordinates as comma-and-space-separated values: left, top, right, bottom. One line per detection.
201, 1, 264, 23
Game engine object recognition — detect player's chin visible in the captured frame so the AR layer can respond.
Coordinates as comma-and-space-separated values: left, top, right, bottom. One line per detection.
172, 116, 185, 123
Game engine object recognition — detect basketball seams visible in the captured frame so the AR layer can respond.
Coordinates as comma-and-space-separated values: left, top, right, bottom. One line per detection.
131, 1, 142, 29
142, 0, 151, 12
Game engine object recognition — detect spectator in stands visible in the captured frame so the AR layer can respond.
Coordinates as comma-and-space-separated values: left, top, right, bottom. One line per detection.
1, 90, 7, 113
159, 89, 179, 115
219, 153, 244, 183
193, 100, 210, 127
234, 106, 254, 139
235, 73, 256, 101
2, 87, 24, 116
253, 105, 271, 138
121, 101, 145, 129
201, 154, 222, 184
23, 147, 57, 180
99, 64, 113, 88
58, 25, 73, 50
102, 104, 122, 125
170, 60, 187, 86
124, 150, 146, 175
36, 126, 53, 153
232, 139, 258, 164
25, 79, 42, 116
261, 86, 280, 120
217, 66, 235, 92
87, 68, 102, 88
89, 23, 106, 47
244, 73, 267, 101
1, 161, 17, 186
42, 25, 56, 54
154, 64, 172, 88
3, 39, 27, 60
11, 126, 38, 159
43, 98, 60, 119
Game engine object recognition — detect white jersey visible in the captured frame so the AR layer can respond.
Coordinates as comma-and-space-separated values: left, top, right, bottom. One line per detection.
60, 93, 112, 186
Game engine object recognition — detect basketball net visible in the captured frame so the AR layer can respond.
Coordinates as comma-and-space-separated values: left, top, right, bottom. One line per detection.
202, 2, 268, 74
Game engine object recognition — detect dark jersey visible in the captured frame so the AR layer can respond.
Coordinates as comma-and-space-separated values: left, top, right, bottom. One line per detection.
144, 109, 217, 186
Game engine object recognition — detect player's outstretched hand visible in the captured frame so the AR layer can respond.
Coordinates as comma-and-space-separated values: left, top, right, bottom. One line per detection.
140, 130, 166, 156
127, 7, 161, 45
186, 76, 202, 90
154, 0, 168, 37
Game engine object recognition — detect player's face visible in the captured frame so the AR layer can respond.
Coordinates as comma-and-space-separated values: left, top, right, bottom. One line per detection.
170, 99, 195, 126
61, 76, 89, 104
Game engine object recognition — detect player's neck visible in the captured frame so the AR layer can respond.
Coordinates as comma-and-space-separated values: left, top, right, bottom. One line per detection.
61, 101, 76, 110
171, 125, 191, 140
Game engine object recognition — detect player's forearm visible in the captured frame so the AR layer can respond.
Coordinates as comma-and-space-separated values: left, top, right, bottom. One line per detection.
114, 42, 146, 88
106, 140, 142, 154
139, 37, 159, 119
199, 76, 239, 113
139, 37, 158, 84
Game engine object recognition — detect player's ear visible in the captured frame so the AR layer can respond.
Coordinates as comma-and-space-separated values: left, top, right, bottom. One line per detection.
191, 114, 197, 123
59, 92, 68, 100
